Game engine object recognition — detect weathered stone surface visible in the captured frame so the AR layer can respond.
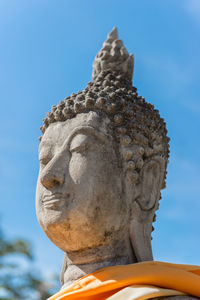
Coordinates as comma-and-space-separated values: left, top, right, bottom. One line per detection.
35, 28, 198, 299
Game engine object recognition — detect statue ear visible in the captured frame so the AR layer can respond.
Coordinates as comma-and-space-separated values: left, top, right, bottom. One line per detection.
129, 156, 165, 262
138, 157, 165, 211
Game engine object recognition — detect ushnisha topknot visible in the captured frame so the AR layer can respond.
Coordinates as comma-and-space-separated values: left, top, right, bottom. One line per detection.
92, 27, 134, 81
40, 27, 170, 201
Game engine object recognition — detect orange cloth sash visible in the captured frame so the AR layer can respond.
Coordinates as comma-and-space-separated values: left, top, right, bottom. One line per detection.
49, 261, 200, 300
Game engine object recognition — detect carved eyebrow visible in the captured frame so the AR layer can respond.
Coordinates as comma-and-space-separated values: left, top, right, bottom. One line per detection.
39, 126, 111, 156
65, 126, 110, 148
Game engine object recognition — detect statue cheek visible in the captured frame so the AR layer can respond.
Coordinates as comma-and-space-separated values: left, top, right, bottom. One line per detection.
68, 149, 104, 185
69, 152, 88, 184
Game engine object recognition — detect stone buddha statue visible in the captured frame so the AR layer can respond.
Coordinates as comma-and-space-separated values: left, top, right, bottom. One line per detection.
36, 28, 200, 300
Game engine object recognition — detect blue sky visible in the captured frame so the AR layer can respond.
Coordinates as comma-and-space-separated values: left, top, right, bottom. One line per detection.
0, 0, 200, 279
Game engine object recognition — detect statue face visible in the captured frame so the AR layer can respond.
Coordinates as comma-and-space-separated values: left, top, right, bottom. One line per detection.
36, 111, 129, 252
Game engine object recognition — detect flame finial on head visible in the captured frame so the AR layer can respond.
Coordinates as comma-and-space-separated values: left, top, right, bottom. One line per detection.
107, 26, 118, 39
92, 27, 134, 82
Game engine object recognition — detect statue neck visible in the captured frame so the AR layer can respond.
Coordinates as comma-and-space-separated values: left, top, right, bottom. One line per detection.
61, 236, 137, 288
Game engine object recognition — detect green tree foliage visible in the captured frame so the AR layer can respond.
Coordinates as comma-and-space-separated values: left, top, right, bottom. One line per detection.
0, 228, 59, 300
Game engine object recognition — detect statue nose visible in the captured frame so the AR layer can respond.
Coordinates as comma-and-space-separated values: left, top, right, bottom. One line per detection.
40, 157, 65, 189
40, 171, 64, 189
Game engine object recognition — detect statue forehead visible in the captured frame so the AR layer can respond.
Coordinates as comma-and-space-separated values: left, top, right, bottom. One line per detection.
39, 111, 111, 150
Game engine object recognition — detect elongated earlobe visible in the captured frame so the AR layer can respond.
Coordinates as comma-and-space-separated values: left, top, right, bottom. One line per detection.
130, 201, 154, 261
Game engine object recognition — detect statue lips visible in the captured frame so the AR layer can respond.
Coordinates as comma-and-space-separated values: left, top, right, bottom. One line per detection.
42, 192, 70, 210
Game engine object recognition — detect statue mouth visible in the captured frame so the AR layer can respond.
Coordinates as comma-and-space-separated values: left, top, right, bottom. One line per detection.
42, 193, 70, 209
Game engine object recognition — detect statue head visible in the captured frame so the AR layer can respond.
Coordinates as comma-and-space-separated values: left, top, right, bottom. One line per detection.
36, 28, 170, 267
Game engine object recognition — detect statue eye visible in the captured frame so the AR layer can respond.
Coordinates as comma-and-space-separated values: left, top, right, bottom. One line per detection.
70, 143, 88, 154
70, 134, 90, 154
39, 156, 52, 166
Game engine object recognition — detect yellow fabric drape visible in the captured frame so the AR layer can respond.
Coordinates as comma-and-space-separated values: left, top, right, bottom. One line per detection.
106, 285, 185, 300
49, 261, 200, 300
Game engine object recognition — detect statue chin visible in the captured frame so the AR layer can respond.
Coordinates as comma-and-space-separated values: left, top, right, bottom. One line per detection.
38, 209, 129, 253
